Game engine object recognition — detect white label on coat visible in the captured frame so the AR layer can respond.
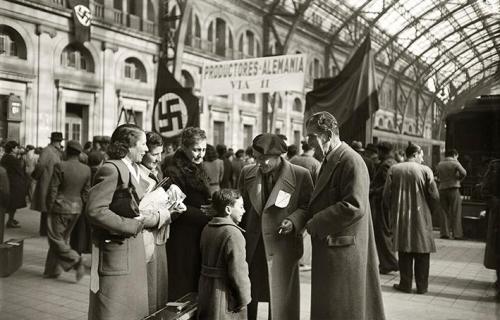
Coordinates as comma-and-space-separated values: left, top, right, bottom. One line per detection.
275, 190, 291, 208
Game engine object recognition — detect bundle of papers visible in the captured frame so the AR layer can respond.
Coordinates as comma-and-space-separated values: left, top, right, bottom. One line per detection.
139, 184, 187, 216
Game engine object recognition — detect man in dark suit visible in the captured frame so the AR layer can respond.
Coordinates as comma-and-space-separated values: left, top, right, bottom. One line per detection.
239, 133, 313, 320
43, 140, 90, 280
305, 111, 385, 320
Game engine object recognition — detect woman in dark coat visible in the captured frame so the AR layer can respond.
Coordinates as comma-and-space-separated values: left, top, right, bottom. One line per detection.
1, 140, 27, 228
164, 127, 211, 300
370, 142, 399, 274
86, 124, 150, 320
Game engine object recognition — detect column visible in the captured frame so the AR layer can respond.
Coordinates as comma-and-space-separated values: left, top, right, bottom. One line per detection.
24, 82, 33, 145
55, 79, 64, 133
35, 24, 57, 146
101, 42, 118, 135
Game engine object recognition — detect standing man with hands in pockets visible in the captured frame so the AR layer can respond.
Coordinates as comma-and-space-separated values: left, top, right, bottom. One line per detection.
238, 133, 313, 320
305, 111, 386, 320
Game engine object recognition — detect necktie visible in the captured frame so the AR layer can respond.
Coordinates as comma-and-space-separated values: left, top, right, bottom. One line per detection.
149, 172, 159, 183
318, 159, 327, 177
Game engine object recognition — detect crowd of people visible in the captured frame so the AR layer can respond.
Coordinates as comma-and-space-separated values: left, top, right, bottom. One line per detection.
1, 110, 500, 320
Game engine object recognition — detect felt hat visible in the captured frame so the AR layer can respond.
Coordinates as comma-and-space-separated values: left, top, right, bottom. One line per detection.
66, 140, 83, 153
49, 132, 64, 141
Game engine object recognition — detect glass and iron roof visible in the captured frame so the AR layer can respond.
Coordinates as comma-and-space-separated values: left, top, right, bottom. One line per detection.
275, 0, 499, 108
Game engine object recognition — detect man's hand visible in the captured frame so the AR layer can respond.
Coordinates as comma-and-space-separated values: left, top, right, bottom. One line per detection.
278, 219, 294, 235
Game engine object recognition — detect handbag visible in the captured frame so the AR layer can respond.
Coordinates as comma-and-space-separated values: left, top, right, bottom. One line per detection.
31, 163, 44, 180
107, 161, 140, 218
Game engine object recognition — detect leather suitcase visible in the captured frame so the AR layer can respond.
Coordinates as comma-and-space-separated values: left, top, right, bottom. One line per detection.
0, 239, 23, 277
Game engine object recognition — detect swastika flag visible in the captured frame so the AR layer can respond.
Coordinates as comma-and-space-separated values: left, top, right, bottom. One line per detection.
153, 58, 199, 141
69, 0, 91, 44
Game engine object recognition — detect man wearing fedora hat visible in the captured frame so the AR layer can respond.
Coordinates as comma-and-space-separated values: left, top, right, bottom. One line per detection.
238, 133, 313, 320
32, 132, 64, 236
43, 140, 90, 281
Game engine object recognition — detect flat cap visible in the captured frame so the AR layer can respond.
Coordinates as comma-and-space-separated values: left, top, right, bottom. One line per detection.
350, 140, 364, 152
66, 140, 83, 153
252, 133, 287, 156
377, 141, 393, 152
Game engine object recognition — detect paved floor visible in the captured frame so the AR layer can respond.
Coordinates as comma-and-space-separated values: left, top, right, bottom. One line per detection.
1, 208, 499, 320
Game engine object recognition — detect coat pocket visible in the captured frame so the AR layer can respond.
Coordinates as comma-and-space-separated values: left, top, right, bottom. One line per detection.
98, 239, 130, 275
326, 235, 355, 247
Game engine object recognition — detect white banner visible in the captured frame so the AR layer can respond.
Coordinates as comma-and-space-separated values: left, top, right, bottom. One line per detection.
201, 54, 306, 95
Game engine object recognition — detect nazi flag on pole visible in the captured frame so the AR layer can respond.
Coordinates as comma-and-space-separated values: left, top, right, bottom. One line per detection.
153, 58, 199, 142
69, 0, 91, 44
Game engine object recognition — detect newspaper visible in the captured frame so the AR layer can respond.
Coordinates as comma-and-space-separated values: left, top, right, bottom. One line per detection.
139, 184, 187, 215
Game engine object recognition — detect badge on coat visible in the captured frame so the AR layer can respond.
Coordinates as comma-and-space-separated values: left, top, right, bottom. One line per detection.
275, 190, 291, 208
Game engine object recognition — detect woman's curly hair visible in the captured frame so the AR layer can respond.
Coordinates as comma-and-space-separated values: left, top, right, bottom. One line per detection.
181, 127, 206, 148
107, 124, 144, 160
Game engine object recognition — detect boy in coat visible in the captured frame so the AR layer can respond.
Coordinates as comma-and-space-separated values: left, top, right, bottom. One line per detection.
198, 189, 251, 320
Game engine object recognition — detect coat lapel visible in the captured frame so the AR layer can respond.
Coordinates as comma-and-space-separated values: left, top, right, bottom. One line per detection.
245, 165, 264, 214
310, 142, 347, 202
264, 160, 296, 210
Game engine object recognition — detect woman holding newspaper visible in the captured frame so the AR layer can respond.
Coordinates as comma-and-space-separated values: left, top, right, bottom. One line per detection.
86, 125, 185, 320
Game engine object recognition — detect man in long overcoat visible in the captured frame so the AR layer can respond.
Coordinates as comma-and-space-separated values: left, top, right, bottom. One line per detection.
239, 133, 313, 320
370, 142, 399, 274
305, 111, 385, 320
32, 132, 64, 235
383, 142, 440, 294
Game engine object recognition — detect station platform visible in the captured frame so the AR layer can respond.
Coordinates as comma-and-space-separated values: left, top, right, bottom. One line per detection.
1, 208, 499, 320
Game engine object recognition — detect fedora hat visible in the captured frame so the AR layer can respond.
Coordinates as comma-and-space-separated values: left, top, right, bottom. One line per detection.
66, 140, 83, 153
49, 132, 64, 141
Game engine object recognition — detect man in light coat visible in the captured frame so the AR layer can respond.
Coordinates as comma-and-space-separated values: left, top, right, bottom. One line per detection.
239, 133, 313, 320
436, 148, 467, 239
32, 132, 64, 236
305, 111, 385, 320
383, 142, 440, 294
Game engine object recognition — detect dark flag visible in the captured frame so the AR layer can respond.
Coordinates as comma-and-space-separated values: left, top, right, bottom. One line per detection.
68, 0, 91, 44
153, 58, 199, 142
305, 35, 379, 144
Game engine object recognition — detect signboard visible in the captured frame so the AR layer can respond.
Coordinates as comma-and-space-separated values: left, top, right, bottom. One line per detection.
201, 54, 306, 95
7, 94, 22, 122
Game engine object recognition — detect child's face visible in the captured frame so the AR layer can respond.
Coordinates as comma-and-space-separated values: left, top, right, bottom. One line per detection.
228, 197, 245, 224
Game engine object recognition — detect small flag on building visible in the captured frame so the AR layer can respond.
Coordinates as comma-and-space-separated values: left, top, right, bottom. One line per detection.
305, 35, 379, 144
68, 0, 91, 44
153, 58, 199, 141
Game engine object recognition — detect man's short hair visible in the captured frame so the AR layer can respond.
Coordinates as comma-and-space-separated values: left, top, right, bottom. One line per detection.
235, 149, 245, 158
444, 149, 458, 157
4, 140, 19, 154
181, 127, 206, 148
146, 131, 163, 150
301, 141, 313, 152
306, 111, 339, 138
211, 189, 241, 217
405, 142, 422, 158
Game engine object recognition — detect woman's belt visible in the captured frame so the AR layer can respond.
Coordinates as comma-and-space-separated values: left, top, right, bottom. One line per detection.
201, 265, 225, 278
